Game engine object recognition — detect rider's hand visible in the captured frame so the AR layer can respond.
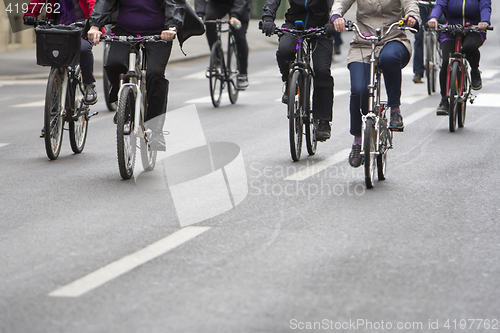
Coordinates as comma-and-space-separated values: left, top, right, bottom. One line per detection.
478, 21, 489, 31
230, 17, 241, 30
161, 28, 177, 42
428, 18, 438, 30
87, 26, 102, 45
333, 17, 345, 32
325, 23, 336, 38
23, 15, 36, 26
403, 14, 416, 28
261, 19, 276, 37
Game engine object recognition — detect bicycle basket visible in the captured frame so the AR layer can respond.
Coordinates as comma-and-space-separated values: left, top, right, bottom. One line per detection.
35, 25, 81, 67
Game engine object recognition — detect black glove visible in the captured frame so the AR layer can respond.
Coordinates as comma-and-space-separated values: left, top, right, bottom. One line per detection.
24, 16, 37, 26
261, 19, 276, 37
325, 23, 336, 38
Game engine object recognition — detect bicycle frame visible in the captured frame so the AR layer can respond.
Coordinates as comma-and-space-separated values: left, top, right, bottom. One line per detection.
445, 37, 470, 101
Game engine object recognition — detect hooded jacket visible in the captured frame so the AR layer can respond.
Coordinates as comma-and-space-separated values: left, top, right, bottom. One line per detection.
195, 0, 251, 22
262, 0, 334, 29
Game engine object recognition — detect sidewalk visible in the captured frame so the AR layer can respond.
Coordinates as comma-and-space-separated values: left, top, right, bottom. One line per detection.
0, 20, 278, 80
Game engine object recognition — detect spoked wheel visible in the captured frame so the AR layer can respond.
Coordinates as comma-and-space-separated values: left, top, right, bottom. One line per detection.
69, 66, 88, 154
103, 43, 117, 112
363, 117, 377, 189
448, 62, 460, 132
140, 134, 157, 172
116, 86, 137, 179
425, 33, 434, 96
227, 34, 239, 104
209, 41, 224, 107
288, 71, 303, 162
458, 70, 469, 128
44, 67, 66, 160
304, 75, 317, 156
377, 125, 390, 181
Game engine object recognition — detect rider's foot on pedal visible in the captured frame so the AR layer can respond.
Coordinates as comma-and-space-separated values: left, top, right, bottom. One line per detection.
471, 69, 482, 90
237, 74, 249, 89
150, 130, 166, 151
40, 127, 45, 138
113, 112, 117, 124
84, 83, 98, 105
436, 98, 449, 116
389, 107, 404, 131
281, 82, 288, 104
413, 73, 423, 84
316, 120, 331, 142
349, 142, 363, 168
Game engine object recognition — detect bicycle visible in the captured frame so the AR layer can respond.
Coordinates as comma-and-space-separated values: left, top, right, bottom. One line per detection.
100, 34, 163, 179
418, 1, 442, 95
263, 21, 325, 162
32, 20, 98, 160
204, 19, 241, 107
436, 23, 493, 132
345, 20, 417, 188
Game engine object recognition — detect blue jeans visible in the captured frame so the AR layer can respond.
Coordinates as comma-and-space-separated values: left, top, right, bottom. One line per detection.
348, 41, 410, 136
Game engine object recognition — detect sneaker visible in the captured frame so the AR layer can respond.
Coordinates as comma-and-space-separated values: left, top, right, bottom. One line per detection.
334, 43, 341, 55
348, 144, 363, 168
389, 111, 404, 131
237, 74, 249, 89
471, 69, 482, 90
84, 83, 98, 105
150, 130, 166, 151
436, 98, 449, 116
281, 82, 288, 104
316, 120, 331, 141
413, 73, 423, 84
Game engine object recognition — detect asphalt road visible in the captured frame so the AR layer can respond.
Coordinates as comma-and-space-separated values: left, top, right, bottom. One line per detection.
1, 18, 500, 333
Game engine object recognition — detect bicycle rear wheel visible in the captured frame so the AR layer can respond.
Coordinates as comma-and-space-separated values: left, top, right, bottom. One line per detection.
103, 43, 117, 111
304, 75, 317, 156
288, 70, 303, 161
116, 86, 137, 179
377, 124, 389, 181
448, 62, 460, 132
457, 68, 469, 128
44, 67, 66, 160
227, 34, 239, 104
364, 117, 376, 189
209, 41, 224, 107
140, 133, 157, 171
69, 66, 88, 154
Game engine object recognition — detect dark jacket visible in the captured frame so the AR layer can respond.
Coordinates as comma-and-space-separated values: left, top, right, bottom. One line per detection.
88, 0, 205, 47
262, 0, 334, 28
195, 0, 250, 22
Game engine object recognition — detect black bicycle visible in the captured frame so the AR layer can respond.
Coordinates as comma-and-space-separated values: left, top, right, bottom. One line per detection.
204, 19, 241, 107
419, 0, 442, 95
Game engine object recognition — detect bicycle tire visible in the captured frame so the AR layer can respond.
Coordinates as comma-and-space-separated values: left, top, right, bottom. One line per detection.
425, 32, 434, 96
377, 124, 389, 181
116, 86, 137, 179
448, 62, 460, 132
227, 34, 239, 104
103, 43, 117, 112
140, 135, 157, 171
364, 117, 376, 189
209, 41, 224, 107
44, 67, 65, 160
69, 66, 88, 154
304, 75, 317, 156
457, 68, 468, 128
288, 71, 303, 162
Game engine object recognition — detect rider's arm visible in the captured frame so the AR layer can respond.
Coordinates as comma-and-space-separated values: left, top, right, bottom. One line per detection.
329, 0, 355, 32
230, 0, 249, 22
401, 0, 421, 30
262, 0, 281, 22
194, 0, 207, 20
88, 0, 117, 30
479, 0, 492, 26
428, 0, 445, 22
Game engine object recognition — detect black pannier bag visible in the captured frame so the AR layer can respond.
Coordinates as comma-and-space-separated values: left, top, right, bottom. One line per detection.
35, 25, 81, 67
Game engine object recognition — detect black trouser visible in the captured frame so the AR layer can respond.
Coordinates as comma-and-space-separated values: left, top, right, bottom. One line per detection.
104, 27, 172, 129
80, 37, 95, 85
277, 31, 334, 121
440, 33, 483, 99
204, 1, 249, 75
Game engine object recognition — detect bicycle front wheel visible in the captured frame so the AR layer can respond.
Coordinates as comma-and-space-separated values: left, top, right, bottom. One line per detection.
448, 62, 460, 132
364, 118, 376, 189
304, 75, 316, 156
209, 41, 224, 107
44, 67, 66, 160
288, 70, 303, 161
116, 86, 137, 179
140, 134, 157, 172
227, 34, 239, 104
457, 68, 469, 128
69, 66, 88, 154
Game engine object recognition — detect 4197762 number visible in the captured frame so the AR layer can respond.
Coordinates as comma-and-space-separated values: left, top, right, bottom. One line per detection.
5, 2, 60, 14
443, 319, 498, 330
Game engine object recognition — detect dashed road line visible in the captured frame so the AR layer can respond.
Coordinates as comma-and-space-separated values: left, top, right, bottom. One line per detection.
0, 143, 9, 148
12, 100, 45, 107
285, 149, 350, 181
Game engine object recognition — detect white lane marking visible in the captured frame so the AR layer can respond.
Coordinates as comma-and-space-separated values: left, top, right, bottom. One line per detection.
404, 107, 435, 125
49, 226, 210, 297
0, 79, 47, 86
285, 149, 350, 181
402, 94, 428, 105
181, 70, 207, 80
0, 143, 9, 148
274, 89, 349, 103
481, 69, 499, 80
185, 96, 215, 104
470, 93, 500, 107
12, 100, 45, 107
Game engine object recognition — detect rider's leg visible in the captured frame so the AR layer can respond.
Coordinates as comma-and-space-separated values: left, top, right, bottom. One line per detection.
462, 33, 484, 90
104, 40, 129, 104
80, 38, 98, 105
437, 40, 454, 112
276, 31, 298, 103
412, 4, 429, 82
231, 20, 250, 88
204, 1, 230, 50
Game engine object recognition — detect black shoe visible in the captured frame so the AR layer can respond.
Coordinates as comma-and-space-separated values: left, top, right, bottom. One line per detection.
237, 74, 248, 89
316, 120, 331, 142
281, 82, 288, 104
389, 111, 404, 131
334, 43, 341, 55
349, 144, 363, 168
84, 83, 98, 105
40, 127, 45, 138
150, 131, 166, 151
413, 73, 423, 84
471, 69, 482, 90
436, 99, 449, 116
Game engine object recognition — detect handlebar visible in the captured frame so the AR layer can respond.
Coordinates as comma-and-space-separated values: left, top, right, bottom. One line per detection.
100, 34, 163, 44
27, 19, 85, 29
258, 20, 325, 38
345, 20, 418, 41
435, 23, 493, 34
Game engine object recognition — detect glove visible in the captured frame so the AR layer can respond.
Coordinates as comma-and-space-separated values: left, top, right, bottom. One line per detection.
325, 23, 336, 38
24, 16, 37, 26
261, 20, 276, 37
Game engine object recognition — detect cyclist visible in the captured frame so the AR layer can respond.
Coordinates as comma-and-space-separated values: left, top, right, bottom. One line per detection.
195, 0, 250, 89
331, 0, 420, 168
413, 0, 433, 83
23, 0, 98, 106
261, 0, 335, 142
428, 0, 491, 114
87, 0, 203, 150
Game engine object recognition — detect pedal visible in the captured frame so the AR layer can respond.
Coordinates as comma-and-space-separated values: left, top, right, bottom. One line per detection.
436, 110, 448, 116
87, 111, 99, 119
389, 126, 404, 132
